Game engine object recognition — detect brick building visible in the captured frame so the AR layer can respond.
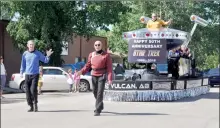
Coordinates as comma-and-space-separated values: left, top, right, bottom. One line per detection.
0, 20, 22, 83
62, 34, 107, 63
0, 20, 108, 83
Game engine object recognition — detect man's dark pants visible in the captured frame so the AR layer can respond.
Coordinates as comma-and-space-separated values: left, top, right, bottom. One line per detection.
25, 74, 39, 106
92, 75, 106, 113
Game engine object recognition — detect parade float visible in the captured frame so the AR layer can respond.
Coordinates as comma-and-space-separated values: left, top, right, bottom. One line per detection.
104, 15, 210, 102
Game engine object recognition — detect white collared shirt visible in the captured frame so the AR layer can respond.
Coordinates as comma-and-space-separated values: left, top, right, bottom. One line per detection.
1, 63, 6, 75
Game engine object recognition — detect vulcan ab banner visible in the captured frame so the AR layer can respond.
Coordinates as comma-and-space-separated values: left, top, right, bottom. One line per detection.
128, 39, 167, 63
105, 81, 151, 90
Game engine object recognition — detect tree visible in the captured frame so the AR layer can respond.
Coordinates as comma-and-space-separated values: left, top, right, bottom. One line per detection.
0, 1, 11, 20
4, 1, 129, 66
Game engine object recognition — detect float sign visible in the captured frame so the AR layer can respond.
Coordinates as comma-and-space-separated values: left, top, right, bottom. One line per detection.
128, 39, 167, 63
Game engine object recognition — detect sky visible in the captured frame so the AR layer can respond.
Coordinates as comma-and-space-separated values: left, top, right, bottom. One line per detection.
11, 12, 20, 21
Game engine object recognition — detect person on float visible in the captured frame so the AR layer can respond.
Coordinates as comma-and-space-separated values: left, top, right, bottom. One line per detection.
147, 13, 172, 30
149, 63, 159, 76
168, 47, 181, 79
179, 45, 186, 56
185, 48, 192, 58
178, 45, 192, 58
114, 63, 125, 75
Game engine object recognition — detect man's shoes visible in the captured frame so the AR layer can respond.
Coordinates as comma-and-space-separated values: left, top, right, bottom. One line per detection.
94, 112, 100, 116
28, 105, 34, 112
94, 110, 101, 116
94, 110, 102, 112
27, 104, 38, 112
34, 104, 38, 112
94, 107, 103, 113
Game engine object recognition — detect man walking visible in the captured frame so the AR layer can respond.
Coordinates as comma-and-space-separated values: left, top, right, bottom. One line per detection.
77, 40, 113, 116
20, 40, 53, 112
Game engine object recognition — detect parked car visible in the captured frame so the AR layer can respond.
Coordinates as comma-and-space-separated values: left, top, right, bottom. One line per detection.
203, 68, 220, 87
9, 66, 92, 92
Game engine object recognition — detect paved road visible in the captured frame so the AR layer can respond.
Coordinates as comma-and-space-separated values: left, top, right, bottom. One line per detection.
1, 88, 219, 128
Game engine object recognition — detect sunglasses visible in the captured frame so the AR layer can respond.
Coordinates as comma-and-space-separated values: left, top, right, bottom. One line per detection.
94, 44, 101, 47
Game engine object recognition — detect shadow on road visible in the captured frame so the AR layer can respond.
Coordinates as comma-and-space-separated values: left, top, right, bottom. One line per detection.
1, 99, 24, 104
173, 91, 220, 103
4, 97, 26, 100
101, 111, 169, 116
38, 110, 169, 116
39, 109, 91, 112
